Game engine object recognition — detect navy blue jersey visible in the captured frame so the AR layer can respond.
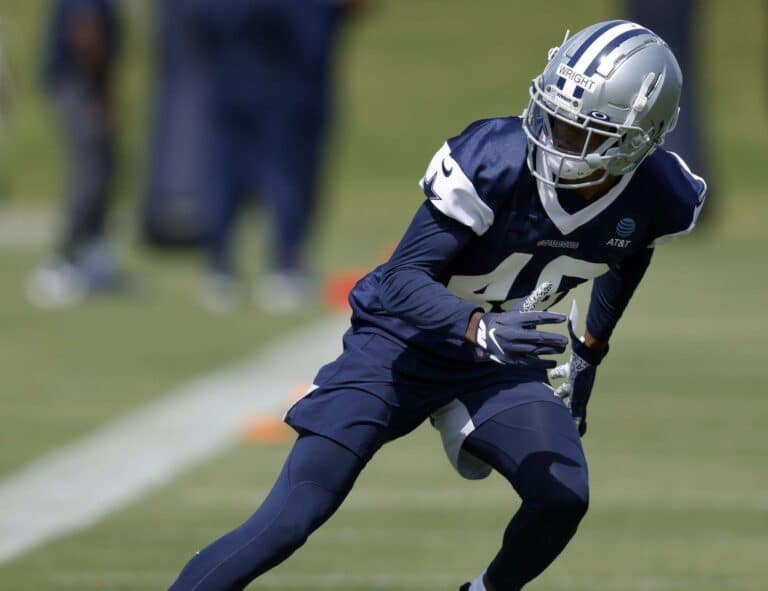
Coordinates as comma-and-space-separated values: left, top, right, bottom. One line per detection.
348, 116, 706, 364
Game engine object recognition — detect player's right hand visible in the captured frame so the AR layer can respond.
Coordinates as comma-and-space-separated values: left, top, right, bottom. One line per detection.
474, 282, 568, 369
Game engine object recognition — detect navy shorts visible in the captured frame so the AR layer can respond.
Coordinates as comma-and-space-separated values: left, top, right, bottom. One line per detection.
284, 329, 566, 463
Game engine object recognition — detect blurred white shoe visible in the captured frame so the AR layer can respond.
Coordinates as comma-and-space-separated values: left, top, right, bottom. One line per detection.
25, 259, 88, 309
198, 272, 240, 314
255, 271, 316, 314
26, 240, 127, 308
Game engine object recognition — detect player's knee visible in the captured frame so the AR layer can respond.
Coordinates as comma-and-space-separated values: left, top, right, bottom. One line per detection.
258, 483, 341, 553
296, 483, 341, 536
541, 483, 589, 525
535, 477, 589, 528
268, 518, 311, 554
518, 452, 589, 524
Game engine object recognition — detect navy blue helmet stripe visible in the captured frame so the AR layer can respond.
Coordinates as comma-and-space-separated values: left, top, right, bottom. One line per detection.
584, 28, 650, 76
572, 28, 651, 98
567, 20, 625, 67
556, 20, 624, 90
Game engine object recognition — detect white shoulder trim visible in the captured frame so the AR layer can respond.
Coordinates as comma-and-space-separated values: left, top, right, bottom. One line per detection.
419, 142, 495, 236
650, 151, 708, 247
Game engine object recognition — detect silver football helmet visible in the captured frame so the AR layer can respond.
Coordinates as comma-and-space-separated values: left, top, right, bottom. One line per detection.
522, 20, 683, 188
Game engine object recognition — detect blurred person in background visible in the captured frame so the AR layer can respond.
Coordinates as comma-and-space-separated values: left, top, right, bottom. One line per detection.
27, 0, 121, 307
186, 0, 371, 313
141, 0, 211, 249
0, 32, 12, 198
626, 0, 715, 223
0, 33, 10, 126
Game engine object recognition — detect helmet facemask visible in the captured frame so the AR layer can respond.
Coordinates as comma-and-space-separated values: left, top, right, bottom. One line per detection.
522, 78, 656, 189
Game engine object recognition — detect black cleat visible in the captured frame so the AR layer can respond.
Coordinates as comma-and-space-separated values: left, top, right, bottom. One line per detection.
459, 584, 470, 591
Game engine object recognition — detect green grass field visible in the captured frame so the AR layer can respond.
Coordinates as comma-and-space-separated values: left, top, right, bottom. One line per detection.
1, 0, 767, 589
3, 235, 767, 591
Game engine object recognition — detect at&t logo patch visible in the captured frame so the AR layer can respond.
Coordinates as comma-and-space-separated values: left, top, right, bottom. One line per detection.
606, 218, 636, 248
616, 217, 636, 238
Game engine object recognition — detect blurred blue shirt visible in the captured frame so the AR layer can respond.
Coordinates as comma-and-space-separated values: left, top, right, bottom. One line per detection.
44, 0, 120, 91
184, 0, 340, 119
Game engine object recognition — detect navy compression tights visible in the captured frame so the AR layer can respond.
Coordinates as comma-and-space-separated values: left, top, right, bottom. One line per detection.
169, 402, 589, 591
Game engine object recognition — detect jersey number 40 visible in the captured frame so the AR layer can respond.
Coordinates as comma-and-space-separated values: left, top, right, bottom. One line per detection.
448, 253, 608, 310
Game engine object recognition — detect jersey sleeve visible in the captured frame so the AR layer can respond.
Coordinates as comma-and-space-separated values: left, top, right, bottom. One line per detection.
586, 247, 654, 342
648, 151, 707, 247
418, 118, 527, 236
379, 202, 482, 340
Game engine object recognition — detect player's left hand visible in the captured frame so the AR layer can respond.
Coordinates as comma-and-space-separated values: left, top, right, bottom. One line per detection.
548, 301, 609, 437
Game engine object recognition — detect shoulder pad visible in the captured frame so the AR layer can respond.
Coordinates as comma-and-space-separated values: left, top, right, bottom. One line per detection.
644, 150, 707, 246
418, 117, 527, 236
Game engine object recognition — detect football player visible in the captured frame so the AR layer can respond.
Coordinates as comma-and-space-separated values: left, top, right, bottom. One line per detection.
27, 0, 122, 307
169, 20, 705, 591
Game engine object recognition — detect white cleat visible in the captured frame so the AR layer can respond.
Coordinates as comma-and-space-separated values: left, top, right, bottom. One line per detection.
25, 259, 88, 309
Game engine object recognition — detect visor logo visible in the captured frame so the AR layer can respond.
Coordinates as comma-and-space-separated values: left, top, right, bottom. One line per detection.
556, 64, 597, 93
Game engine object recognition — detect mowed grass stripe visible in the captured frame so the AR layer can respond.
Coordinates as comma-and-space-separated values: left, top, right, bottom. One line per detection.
0, 316, 347, 565
45, 570, 768, 590
174, 483, 768, 511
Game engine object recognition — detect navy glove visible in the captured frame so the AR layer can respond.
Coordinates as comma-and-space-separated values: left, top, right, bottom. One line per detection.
475, 282, 568, 369
548, 301, 609, 437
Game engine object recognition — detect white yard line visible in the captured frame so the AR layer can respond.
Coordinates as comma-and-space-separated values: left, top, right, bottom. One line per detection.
0, 207, 53, 250
0, 315, 348, 565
